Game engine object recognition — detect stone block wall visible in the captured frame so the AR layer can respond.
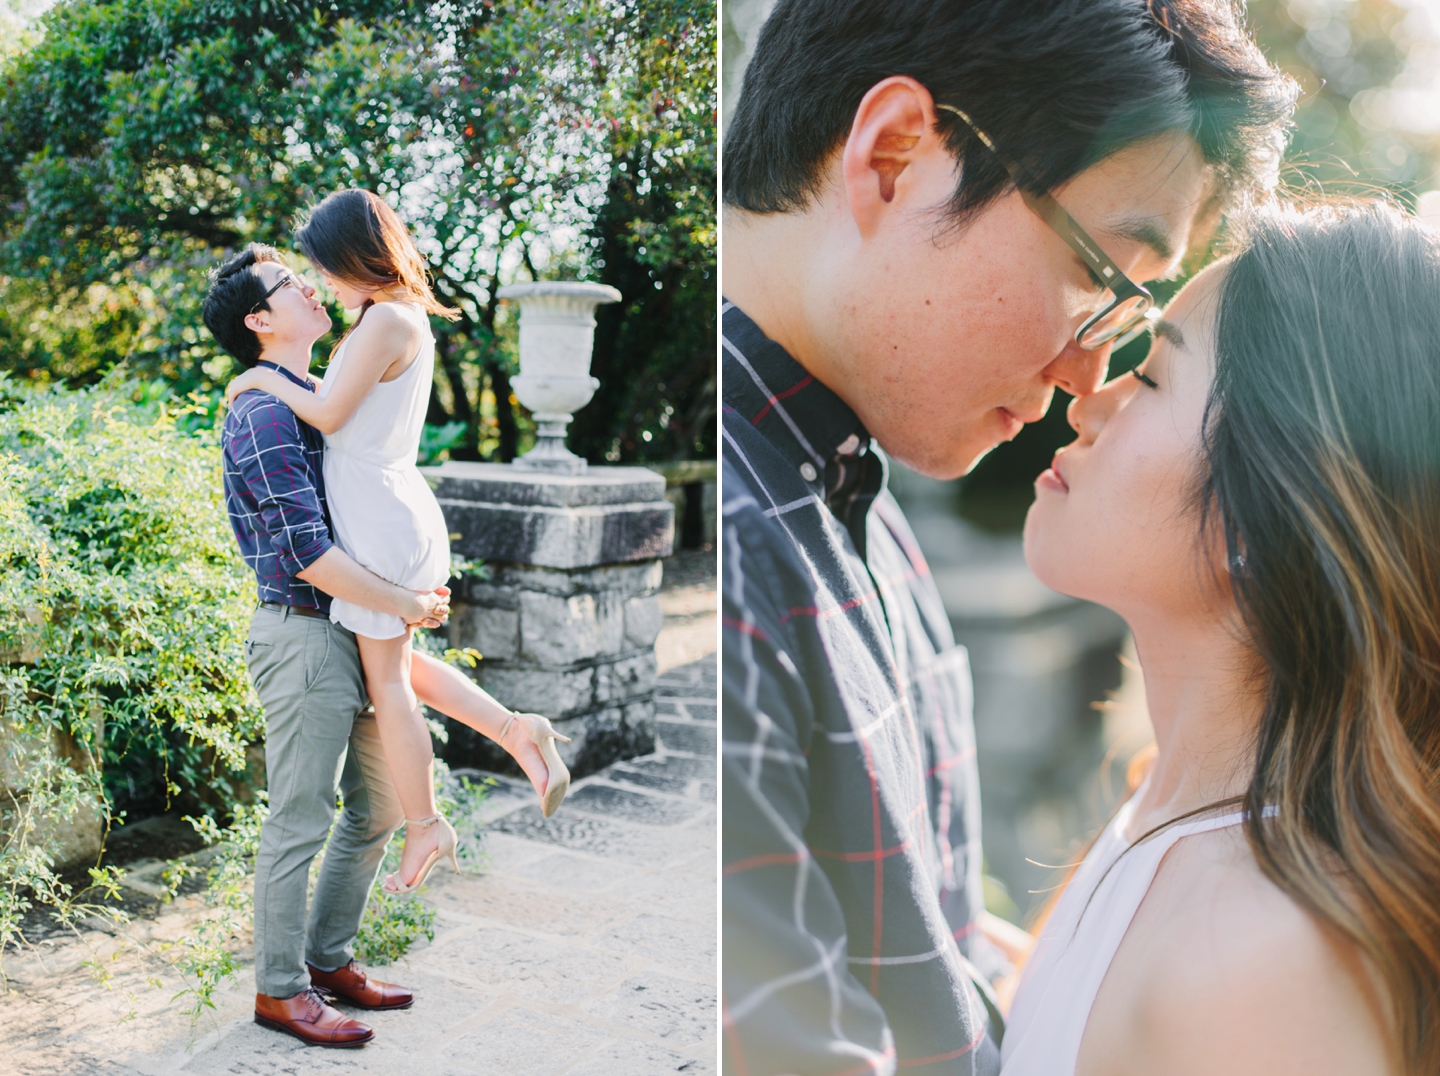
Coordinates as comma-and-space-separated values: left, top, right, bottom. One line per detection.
651, 461, 718, 550
425, 462, 674, 779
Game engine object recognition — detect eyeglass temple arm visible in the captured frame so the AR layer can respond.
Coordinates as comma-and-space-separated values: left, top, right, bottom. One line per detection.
936, 104, 1138, 296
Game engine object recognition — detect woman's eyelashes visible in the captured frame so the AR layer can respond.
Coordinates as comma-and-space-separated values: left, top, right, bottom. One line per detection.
1131, 367, 1158, 389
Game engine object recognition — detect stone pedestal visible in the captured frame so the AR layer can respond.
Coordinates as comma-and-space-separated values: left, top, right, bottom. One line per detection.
423, 462, 674, 778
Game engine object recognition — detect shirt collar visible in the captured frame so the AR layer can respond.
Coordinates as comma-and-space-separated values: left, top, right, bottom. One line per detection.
257, 360, 317, 392
722, 300, 886, 556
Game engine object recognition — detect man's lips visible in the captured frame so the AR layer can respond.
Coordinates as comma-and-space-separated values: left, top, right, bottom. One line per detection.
996, 404, 1047, 441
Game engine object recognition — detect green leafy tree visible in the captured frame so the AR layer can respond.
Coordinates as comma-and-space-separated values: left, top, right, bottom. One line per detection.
0, 0, 716, 464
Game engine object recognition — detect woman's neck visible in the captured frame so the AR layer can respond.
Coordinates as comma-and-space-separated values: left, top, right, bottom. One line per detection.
1125, 612, 1264, 838
358, 284, 412, 307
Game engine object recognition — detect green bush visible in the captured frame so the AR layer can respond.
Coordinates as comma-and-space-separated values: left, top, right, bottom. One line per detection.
0, 372, 260, 952
0, 374, 496, 1002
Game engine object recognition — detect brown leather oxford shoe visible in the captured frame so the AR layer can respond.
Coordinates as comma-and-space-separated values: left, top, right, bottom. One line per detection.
254, 986, 375, 1047
307, 959, 415, 1010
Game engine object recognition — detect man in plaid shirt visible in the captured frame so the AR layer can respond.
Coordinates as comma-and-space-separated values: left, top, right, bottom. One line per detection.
721, 2, 1295, 1073
204, 244, 449, 1048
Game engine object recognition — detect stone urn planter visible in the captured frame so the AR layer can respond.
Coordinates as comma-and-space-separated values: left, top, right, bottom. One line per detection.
497, 281, 622, 474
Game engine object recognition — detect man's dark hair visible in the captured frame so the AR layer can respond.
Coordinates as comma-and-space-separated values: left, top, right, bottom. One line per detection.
724, 0, 1297, 223
202, 243, 284, 368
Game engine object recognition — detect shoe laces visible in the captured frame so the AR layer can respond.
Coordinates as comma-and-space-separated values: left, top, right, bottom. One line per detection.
299, 986, 331, 1017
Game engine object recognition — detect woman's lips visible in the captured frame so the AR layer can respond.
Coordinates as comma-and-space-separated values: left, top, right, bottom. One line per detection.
1036, 453, 1070, 493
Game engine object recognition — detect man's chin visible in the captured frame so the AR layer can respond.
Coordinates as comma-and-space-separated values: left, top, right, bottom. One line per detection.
877, 435, 999, 482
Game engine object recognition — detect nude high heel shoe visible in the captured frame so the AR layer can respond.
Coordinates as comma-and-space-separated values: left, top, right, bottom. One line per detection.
501, 712, 572, 818
382, 814, 459, 897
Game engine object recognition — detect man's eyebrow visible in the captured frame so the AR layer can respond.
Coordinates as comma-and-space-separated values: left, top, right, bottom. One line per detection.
1103, 217, 1176, 263
1153, 319, 1185, 348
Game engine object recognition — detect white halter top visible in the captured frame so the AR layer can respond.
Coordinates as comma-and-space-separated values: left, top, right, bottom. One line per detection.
1000, 791, 1271, 1075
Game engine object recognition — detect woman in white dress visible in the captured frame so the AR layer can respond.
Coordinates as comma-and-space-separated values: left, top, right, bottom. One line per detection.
226, 189, 571, 895
1003, 201, 1440, 1076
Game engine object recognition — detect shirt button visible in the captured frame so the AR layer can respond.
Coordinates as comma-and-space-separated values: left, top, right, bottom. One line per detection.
837, 434, 860, 456
799, 462, 818, 482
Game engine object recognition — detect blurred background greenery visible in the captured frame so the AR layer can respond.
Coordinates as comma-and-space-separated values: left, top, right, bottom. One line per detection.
0, 0, 716, 466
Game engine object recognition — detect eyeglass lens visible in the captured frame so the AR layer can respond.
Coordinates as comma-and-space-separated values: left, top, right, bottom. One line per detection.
1078, 292, 1153, 350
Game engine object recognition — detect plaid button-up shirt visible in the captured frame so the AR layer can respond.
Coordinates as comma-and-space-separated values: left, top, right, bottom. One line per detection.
221, 362, 335, 612
722, 302, 1001, 1076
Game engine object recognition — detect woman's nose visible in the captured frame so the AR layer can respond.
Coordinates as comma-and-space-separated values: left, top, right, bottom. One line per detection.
1066, 374, 1131, 443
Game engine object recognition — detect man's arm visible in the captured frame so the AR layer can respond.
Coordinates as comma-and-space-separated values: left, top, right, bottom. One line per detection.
722, 506, 897, 1076
297, 547, 447, 625
228, 395, 445, 626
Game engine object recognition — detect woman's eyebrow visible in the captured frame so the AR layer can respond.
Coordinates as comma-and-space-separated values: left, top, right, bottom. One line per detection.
1153, 319, 1186, 349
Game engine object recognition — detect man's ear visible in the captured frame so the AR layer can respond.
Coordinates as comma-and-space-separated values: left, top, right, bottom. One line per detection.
841, 76, 951, 238
244, 310, 274, 335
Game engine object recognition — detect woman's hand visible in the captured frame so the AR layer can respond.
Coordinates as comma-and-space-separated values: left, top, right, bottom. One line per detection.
404, 585, 451, 629
225, 367, 272, 407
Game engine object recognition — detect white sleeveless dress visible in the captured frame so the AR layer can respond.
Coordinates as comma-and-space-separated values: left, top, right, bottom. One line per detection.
319, 302, 451, 640
1000, 790, 1271, 1075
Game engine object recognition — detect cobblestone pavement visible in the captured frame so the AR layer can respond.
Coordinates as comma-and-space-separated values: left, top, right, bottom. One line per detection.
0, 652, 717, 1076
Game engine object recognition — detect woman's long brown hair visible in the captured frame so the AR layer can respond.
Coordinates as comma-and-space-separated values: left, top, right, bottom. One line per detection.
1199, 201, 1440, 1073
295, 188, 459, 354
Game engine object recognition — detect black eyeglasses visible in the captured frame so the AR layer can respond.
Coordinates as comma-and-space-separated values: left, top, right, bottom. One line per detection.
249, 271, 303, 315
937, 104, 1161, 350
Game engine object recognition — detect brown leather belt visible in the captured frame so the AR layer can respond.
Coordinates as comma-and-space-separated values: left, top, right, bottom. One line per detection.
258, 601, 330, 620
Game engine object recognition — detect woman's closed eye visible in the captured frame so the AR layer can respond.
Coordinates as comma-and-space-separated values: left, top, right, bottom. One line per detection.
1132, 367, 1158, 389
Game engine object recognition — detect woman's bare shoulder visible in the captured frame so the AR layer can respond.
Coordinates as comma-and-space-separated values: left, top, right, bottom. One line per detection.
1098, 826, 1398, 1076
351, 300, 426, 340
340, 301, 426, 379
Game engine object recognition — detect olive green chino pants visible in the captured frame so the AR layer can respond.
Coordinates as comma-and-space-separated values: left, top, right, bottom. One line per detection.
245, 603, 402, 999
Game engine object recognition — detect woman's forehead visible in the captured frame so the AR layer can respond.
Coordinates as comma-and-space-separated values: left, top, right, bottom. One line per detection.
1160, 260, 1228, 342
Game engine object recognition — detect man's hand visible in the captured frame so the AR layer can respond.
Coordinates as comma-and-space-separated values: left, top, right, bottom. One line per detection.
405, 585, 451, 630
298, 549, 452, 626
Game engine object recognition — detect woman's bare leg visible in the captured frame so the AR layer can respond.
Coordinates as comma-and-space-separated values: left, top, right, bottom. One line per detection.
408, 650, 551, 800
356, 630, 440, 889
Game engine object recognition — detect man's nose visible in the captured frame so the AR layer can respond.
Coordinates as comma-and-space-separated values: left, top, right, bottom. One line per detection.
1043, 336, 1112, 399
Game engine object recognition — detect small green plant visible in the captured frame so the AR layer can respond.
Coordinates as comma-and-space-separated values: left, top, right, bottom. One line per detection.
417, 421, 468, 466
354, 763, 493, 966
157, 799, 268, 1020
355, 889, 438, 967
